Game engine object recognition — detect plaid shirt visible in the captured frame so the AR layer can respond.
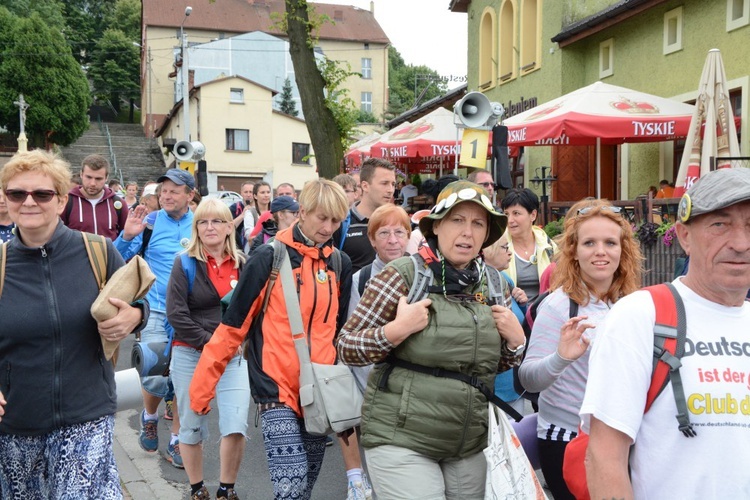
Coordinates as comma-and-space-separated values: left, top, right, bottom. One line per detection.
337, 265, 521, 371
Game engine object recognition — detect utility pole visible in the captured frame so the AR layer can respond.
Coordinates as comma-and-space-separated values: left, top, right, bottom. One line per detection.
180, 6, 192, 141
13, 94, 29, 152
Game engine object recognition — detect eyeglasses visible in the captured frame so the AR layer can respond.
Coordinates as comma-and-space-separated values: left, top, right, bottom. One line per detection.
577, 206, 623, 216
344, 189, 356, 194
375, 229, 409, 240
4, 189, 58, 204
499, 244, 510, 252
196, 219, 230, 227
478, 182, 496, 190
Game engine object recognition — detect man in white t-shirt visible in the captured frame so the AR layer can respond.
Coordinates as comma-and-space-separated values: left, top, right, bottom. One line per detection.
581, 167, 750, 499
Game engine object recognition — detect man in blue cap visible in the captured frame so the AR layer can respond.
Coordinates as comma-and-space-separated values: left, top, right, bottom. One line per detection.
114, 168, 196, 468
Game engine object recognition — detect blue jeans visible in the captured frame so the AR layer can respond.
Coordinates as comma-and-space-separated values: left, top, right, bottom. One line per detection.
170, 345, 250, 445
138, 310, 170, 398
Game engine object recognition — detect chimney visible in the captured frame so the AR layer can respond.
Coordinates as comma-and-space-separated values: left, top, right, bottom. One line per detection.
370, 1, 374, 14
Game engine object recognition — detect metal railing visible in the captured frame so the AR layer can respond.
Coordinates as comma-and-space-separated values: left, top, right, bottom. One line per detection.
96, 114, 124, 186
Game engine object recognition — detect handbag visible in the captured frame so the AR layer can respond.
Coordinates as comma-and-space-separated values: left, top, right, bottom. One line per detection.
484, 403, 548, 500
277, 244, 362, 435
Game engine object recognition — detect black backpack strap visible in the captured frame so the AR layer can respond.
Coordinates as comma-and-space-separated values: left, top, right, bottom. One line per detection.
569, 298, 579, 318
357, 263, 373, 297
380, 355, 523, 422
330, 247, 342, 283
406, 253, 433, 304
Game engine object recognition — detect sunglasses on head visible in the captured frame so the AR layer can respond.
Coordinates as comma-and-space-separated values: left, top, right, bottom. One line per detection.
576, 205, 623, 216
4, 189, 58, 204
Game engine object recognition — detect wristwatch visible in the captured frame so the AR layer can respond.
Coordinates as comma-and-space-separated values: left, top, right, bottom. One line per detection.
508, 342, 526, 355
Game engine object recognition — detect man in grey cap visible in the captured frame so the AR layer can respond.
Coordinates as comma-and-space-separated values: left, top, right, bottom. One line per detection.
581, 167, 750, 499
113, 168, 196, 469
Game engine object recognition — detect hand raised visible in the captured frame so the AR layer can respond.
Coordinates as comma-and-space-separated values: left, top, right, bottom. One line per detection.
557, 315, 595, 361
123, 205, 148, 240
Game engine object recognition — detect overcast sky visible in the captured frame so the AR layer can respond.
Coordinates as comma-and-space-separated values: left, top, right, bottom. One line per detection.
326, 0, 468, 87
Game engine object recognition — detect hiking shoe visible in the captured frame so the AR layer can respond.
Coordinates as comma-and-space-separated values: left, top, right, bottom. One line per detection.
164, 398, 174, 421
361, 473, 373, 499
346, 480, 367, 500
166, 440, 184, 468
139, 410, 158, 452
191, 485, 210, 500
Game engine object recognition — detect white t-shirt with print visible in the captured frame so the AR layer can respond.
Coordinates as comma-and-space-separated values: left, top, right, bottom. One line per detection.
580, 278, 750, 499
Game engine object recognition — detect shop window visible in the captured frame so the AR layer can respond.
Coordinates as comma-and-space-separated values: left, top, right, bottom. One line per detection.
599, 38, 614, 79
226, 129, 249, 151
663, 7, 683, 55
499, 0, 516, 83
293, 143, 311, 164
479, 9, 495, 89
520, 0, 540, 74
727, 0, 750, 31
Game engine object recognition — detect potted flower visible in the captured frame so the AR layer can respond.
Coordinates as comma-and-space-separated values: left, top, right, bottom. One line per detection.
635, 220, 686, 286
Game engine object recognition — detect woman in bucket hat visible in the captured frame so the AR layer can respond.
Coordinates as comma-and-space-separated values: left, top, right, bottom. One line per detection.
338, 180, 526, 499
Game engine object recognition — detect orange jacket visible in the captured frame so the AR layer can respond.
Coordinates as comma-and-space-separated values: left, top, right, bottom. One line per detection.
189, 225, 352, 416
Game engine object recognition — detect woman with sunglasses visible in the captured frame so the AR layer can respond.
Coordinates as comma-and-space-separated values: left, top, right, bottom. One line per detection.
501, 187, 557, 303
518, 199, 642, 500
338, 181, 525, 499
166, 199, 248, 500
0, 150, 147, 498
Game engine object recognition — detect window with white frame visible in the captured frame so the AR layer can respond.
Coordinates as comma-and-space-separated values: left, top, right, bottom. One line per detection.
230, 88, 244, 103
292, 143, 311, 164
599, 38, 614, 78
361, 58, 372, 79
663, 7, 683, 55
225, 129, 249, 151
361, 92, 372, 113
727, 0, 750, 31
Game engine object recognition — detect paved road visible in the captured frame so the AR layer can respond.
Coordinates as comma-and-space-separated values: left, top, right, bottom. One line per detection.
115, 336, 348, 499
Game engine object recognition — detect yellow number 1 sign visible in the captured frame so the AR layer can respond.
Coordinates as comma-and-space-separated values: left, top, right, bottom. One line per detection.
459, 129, 490, 169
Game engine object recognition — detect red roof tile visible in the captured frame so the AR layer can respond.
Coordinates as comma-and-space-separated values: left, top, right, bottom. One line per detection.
143, 0, 390, 44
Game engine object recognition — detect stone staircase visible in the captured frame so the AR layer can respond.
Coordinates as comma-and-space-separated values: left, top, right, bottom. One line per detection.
60, 122, 166, 187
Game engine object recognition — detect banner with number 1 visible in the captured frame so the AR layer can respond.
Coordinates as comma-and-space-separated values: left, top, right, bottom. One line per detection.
459, 129, 490, 169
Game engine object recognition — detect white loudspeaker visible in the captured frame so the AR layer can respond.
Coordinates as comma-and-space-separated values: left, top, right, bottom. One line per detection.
174, 140, 194, 161
190, 141, 206, 160
455, 92, 493, 128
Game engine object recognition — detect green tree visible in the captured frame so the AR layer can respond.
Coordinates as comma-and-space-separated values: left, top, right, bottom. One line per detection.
278, 77, 299, 117
60, 0, 115, 64
106, 0, 140, 41
0, 11, 91, 146
0, 0, 65, 31
89, 28, 140, 119
387, 46, 447, 118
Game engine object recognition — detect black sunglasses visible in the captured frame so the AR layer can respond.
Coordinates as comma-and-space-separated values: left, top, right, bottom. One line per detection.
4, 189, 58, 204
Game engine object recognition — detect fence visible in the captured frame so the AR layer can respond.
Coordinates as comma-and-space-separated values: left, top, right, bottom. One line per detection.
97, 114, 123, 185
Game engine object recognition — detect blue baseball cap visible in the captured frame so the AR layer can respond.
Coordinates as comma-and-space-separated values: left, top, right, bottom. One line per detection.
157, 169, 195, 190
270, 195, 300, 214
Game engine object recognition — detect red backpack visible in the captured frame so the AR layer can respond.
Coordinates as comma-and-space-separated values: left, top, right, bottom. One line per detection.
563, 283, 696, 499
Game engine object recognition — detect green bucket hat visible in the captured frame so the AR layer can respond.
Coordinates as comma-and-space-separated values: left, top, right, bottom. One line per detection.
419, 180, 507, 248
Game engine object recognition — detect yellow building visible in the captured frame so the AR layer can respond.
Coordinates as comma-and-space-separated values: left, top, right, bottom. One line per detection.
156, 76, 318, 192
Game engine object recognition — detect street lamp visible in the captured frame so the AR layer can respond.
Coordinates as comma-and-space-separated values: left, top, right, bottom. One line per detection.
180, 6, 192, 141
530, 166, 556, 226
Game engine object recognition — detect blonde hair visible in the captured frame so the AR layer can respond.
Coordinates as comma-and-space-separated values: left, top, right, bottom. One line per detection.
0, 149, 71, 196
367, 204, 411, 240
483, 230, 508, 264
551, 199, 643, 305
187, 198, 245, 268
298, 179, 349, 221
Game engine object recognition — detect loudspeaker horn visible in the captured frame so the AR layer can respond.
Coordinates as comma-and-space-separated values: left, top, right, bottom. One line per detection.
190, 141, 206, 161
455, 91, 494, 129
174, 140, 194, 161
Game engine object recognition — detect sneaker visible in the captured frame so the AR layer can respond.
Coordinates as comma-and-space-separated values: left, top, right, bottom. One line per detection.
164, 398, 174, 421
347, 480, 367, 500
191, 485, 210, 500
139, 410, 158, 452
325, 435, 334, 447
166, 440, 184, 468
361, 473, 373, 500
